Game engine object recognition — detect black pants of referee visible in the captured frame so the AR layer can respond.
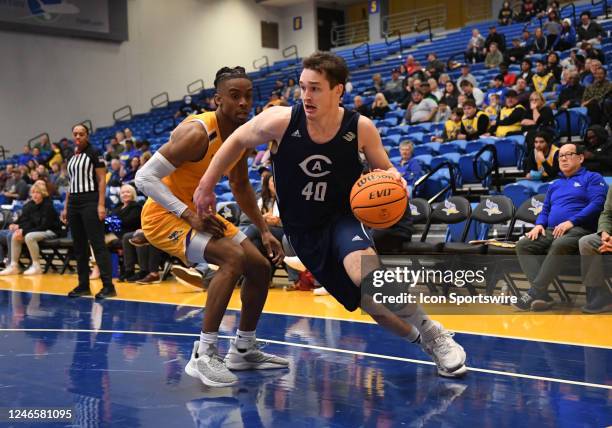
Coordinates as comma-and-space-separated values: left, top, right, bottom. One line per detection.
68, 192, 113, 289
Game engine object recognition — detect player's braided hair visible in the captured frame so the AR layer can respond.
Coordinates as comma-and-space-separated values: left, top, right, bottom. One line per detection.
214, 66, 250, 88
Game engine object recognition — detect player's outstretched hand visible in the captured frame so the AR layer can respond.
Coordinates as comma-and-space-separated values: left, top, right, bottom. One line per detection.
261, 231, 284, 265
194, 185, 217, 218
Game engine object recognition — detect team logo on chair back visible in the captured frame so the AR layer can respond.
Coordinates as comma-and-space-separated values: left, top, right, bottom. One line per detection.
483, 199, 502, 216
409, 203, 420, 216
220, 206, 233, 221
442, 200, 459, 216
528, 198, 543, 216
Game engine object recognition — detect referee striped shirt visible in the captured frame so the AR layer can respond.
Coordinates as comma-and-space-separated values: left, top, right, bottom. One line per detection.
67, 144, 105, 194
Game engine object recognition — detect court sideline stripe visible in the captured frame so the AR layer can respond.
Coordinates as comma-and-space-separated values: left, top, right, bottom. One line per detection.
0, 327, 610, 391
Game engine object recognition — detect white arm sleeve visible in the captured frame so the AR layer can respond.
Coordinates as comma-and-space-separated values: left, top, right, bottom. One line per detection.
135, 151, 188, 218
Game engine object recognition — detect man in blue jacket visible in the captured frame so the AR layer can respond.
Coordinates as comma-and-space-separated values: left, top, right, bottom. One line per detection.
514, 143, 608, 311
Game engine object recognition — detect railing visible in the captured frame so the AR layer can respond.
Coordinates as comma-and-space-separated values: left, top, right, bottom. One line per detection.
0, 146, 9, 160
331, 19, 369, 47
153, 116, 177, 136
27, 132, 50, 150
253, 56, 270, 75
353, 42, 372, 66
382, 5, 445, 39
383, 29, 404, 54
187, 79, 204, 95
150, 91, 169, 108
282, 44, 299, 63
592, 0, 609, 19
413, 161, 457, 204
473, 144, 501, 192
73, 119, 93, 135
415, 18, 433, 43
112, 105, 133, 122
559, 2, 576, 26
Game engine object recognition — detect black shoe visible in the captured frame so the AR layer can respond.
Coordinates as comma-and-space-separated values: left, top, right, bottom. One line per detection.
530, 294, 554, 311
95, 286, 117, 300
68, 285, 91, 298
582, 287, 612, 314
119, 270, 135, 282
511, 293, 535, 311
127, 271, 148, 282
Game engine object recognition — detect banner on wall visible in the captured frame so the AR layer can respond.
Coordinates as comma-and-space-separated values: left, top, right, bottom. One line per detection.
368, 0, 379, 15
293, 16, 301, 31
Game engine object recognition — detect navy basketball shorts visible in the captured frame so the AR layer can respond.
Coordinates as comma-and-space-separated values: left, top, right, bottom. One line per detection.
285, 214, 373, 312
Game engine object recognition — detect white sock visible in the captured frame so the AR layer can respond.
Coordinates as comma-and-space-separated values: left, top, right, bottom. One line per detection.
235, 329, 256, 352
400, 306, 438, 343
403, 327, 421, 344
199, 331, 218, 355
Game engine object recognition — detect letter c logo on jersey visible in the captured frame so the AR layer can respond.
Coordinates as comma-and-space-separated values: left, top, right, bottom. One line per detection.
299, 155, 332, 178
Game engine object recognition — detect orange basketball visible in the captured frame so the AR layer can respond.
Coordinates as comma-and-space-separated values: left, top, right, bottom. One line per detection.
350, 171, 408, 229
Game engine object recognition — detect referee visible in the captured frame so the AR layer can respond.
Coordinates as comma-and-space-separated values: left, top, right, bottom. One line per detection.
62, 124, 116, 299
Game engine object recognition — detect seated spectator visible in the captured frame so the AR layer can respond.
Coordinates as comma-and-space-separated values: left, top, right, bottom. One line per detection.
264, 92, 286, 109
583, 125, 612, 175
2, 169, 29, 203
499, 63, 517, 86
578, 186, 612, 313
531, 27, 548, 54
404, 55, 422, 76
518, 59, 534, 86
31, 147, 44, 164
581, 58, 601, 87
35, 135, 51, 152
465, 28, 486, 63
123, 128, 138, 146
505, 38, 527, 64
353, 95, 371, 118
121, 157, 141, 184
426, 53, 445, 79
272, 79, 285, 97
59, 138, 73, 160
457, 100, 490, 140
395, 141, 423, 196
107, 159, 122, 187
523, 131, 560, 180
547, 52, 563, 81
383, 68, 405, 103
17, 146, 33, 166
0, 183, 60, 275
498, 1, 513, 25
514, 143, 608, 311
485, 43, 504, 69
434, 101, 452, 123
282, 78, 298, 101
456, 64, 478, 89
543, 9, 562, 48
0, 164, 14, 190
580, 41, 605, 65
459, 80, 485, 107
484, 94, 501, 118
485, 75, 508, 106
119, 141, 141, 164
440, 80, 459, 109
514, 77, 532, 108
521, 92, 555, 139
485, 26, 506, 52
582, 66, 612, 125
555, 18, 577, 51
403, 90, 437, 125
492, 90, 526, 137
53, 164, 69, 195
140, 151, 152, 166
139, 140, 152, 159
370, 93, 391, 119
520, 29, 534, 49
369, 73, 384, 94
577, 11, 605, 45
556, 71, 585, 110
427, 78, 443, 101
174, 95, 200, 119
532, 60, 556, 94
46, 142, 63, 168
517, 0, 537, 22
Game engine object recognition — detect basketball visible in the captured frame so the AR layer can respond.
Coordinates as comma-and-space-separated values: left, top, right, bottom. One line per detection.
350, 171, 408, 229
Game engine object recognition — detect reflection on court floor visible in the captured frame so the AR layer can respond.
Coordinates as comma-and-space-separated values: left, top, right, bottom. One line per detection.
0, 290, 610, 427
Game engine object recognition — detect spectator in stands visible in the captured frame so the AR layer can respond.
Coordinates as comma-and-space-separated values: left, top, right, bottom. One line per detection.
428, 78, 443, 101
353, 95, 371, 118
543, 9, 562, 49
121, 157, 141, 184
370, 93, 391, 120
426, 53, 445, 79
517, 0, 537, 22
53, 164, 69, 194
35, 135, 51, 152
457, 64, 478, 89
282, 78, 298, 101
522, 91, 555, 138
523, 131, 559, 180
547, 52, 563, 81
174, 95, 200, 119
555, 71, 585, 110
465, 28, 486, 63
505, 38, 527, 64
491, 90, 526, 137
457, 99, 490, 140
107, 159, 122, 187
404, 55, 422, 76
532, 59, 557, 94
139, 140, 152, 159
485, 75, 508, 106
398, 78, 415, 109
582, 66, 612, 125
123, 128, 138, 145
498, 1, 513, 25
485, 43, 504, 69
31, 147, 44, 164
581, 58, 601, 86
104, 140, 118, 163
459, 80, 485, 107
514, 143, 608, 311
264, 92, 287, 110
457, 94, 468, 108
384, 68, 405, 103
440, 80, 460, 109
115, 130, 125, 146
578, 186, 612, 313
395, 141, 423, 195
580, 41, 605, 65
555, 18, 577, 51
2, 169, 29, 203
59, 138, 73, 161
535, 0, 549, 17
0, 183, 60, 276
499, 63, 517, 87
370, 73, 384, 94
520, 29, 534, 50
0, 164, 14, 190
577, 11, 605, 45
484, 94, 501, 118
485, 26, 506, 52
404, 90, 437, 125
434, 101, 452, 123
531, 27, 548, 54
518, 59, 534, 86
17, 146, 33, 166
441, 107, 463, 141
46, 142, 63, 168
583, 125, 612, 175
272, 79, 285, 97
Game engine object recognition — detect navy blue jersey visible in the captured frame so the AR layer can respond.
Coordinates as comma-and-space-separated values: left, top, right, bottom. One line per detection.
271, 103, 363, 232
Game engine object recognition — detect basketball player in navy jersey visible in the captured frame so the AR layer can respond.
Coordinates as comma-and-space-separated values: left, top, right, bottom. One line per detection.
194, 52, 467, 377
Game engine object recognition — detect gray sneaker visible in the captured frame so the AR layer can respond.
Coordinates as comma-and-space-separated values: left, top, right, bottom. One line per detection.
184, 341, 238, 387
421, 322, 467, 378
224, 339, 290, 371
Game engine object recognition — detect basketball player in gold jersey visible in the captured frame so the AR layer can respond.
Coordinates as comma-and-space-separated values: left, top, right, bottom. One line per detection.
135, 67, 288, 387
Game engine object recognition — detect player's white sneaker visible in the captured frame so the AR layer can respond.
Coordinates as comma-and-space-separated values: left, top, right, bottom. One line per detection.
421, 322, 467, 378
224, 339, 289, 371
184, 341, 238, 387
